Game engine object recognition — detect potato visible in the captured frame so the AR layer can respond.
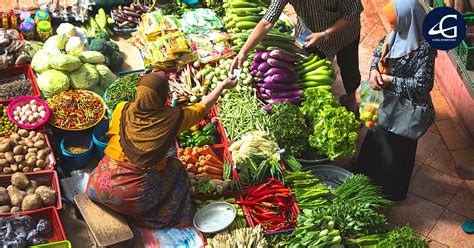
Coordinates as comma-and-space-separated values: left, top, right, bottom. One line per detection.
10, 133, 20, 141
25, 180, 38, 194
0, 205, 11, 213
28, 148, 38, 154
32, 136, 43, 143
36, 160, 46, 168
22, 167, 31, 173
24, 138, 34, 148
0, 190, 9, 205
22, 194, 43, 211
28, 131, 36, 139
0, 187, 6, 194
37, 153, 45, 161
0, 144, 9, 153
33, 168, 42, 172
35, 186, 56, 206
4, 152, 14, 163
18, 140, 25, 146
10, 206, 21, 213
13, 145, 24, 155
36, 132, 45, 140
23, 146, 28, 153
2, 138, 14, 148
26, 157, 36, 167
25, 152, 36, 160
10, 164, 18, 172
7, 185, 27, 207
11, 172, 29, 190
0, 153, 4, 159
13, 155, 24, 164
33, 141, 46, 149
41, 147, 51, 155
3, 167, 12, 174
0, 159, 8, 167
17, 129, 29, 138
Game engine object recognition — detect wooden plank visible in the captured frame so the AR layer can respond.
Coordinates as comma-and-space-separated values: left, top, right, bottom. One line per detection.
74, 193, 133, 247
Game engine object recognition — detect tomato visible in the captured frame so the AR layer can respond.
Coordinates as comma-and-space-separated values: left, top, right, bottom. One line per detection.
365, 120, 375, 129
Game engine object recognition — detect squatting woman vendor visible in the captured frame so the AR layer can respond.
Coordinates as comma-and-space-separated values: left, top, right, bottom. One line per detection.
86, 71, 236, 229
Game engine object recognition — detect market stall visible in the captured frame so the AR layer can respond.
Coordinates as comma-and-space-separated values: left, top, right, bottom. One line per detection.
0, 0, 430, 247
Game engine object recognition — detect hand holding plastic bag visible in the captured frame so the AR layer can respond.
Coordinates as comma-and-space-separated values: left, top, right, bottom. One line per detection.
359, 80, 383, 130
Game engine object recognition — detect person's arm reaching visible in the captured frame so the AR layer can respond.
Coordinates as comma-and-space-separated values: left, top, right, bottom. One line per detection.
201, 76, 237, 112
231, 0, 289, 70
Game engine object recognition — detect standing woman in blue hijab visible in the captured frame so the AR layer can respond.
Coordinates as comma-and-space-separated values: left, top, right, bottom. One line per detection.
356, 0, 437, 201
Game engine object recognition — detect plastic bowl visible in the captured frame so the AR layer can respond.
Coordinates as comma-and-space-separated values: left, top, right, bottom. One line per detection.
7, 96, 50, 130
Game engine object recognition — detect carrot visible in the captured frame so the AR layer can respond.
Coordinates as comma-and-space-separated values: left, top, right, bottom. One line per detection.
178, 148, 184, 157
187, 164, 197, 173
191, 151, 199, 158
198, 155, 206, 161
192, 146, 199, 153
184, 155, 198, 164
200, 145, 217, 157
206, 154, 223, 166
180, 156, 186, 162
198, 167, 204, 173
197, 148, 205, 155
203, 165, 223, 174
200, 160, 222, 168
184, 147, 192, 156
200, 172, 222, 180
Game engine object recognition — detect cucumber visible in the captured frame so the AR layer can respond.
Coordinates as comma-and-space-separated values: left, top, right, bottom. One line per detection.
297, 59, 327, 75
229, 7, 263, 15
236, 21, 257, 29
234, 16, 261, 23
230, 2, 258, 8
302, 75, 333, 83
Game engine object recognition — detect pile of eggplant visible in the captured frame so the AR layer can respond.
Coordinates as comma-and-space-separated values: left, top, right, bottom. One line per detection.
250, 49, 302, 111
111, 3, 158, 29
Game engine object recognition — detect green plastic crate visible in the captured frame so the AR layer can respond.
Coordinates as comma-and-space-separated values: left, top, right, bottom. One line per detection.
30, 241, 71, 248
456, 15, 474, 70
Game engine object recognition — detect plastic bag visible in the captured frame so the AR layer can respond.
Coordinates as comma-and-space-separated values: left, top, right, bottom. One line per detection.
359, 80, 383, 129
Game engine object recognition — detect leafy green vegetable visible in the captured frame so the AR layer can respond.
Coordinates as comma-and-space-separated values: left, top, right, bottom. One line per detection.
69, 64, 100, 90
290, 209, 342, 247
309, 105, 360, 160
333, 175, 393, 208
286, 170, 332, 210
36, 69, 70, 98
269, 102, 311, 158
300, 88, 337, 124
378, 226, 428, 247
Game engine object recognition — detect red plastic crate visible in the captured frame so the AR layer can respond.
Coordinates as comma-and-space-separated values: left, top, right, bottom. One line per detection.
0, 65, 41, 103
1, 206, 67, 243
0, 170, 62, 214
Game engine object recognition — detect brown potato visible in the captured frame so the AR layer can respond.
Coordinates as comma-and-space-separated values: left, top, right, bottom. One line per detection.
36, 160, 46, 168
27, 131, 36, 139
0, 153, 4, 159
22, 194, 43, 211
10, 164, 18, 172
25, 180, 38, 194
13, 155, 24, 164
0, 190, 9, 205
35, 186, 56, 206
25, 152, 36, 160
24, 138, 34, 148
22, 167, 31, 173
33, 141, 46, 149
7, 185, 26, 207
10, 133, 20, 141
41, 147, 51, 155
11, 172, 29, 190
26, 156, 36, 167
17, 129, 29, 138
28, 148, 38, 154
0, 205, 11, 213
3, 167, 12, 174
10, 206, 21, 213
12, 146, 24, 155
4, 152, 14, 163
33, 168, 42, 172
0, 144, 9, 153
18, 140, 25, 146
32, 136, 42, 143
0, 159, 8, 167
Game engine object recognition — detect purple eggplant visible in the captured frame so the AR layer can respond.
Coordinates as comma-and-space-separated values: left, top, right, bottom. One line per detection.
250, 63, 259, 71
261, 51, 271, 61
250, 70, 258, 77
264, 74, 298, 84
264, 68, 296, 78
256, 71, 265, 78
270, 49, 300, 62
269, 97, 301, 104
254, 51, 266, 63
267, 58, 295, 72
268, 89, 302, 99
257, 62, 271, 72
262, 82, 299, 91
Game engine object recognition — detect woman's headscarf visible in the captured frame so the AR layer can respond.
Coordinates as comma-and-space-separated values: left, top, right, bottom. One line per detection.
378, 0, 426, 73
119, 72, 184, 168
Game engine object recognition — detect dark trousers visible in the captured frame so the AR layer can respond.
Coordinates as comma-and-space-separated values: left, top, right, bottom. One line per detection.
307, 37, 361, 94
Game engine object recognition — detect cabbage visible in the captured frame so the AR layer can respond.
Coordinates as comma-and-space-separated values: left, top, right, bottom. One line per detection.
49, 47, 61, 55
49, 54, 82, 72
65, 36, 84, 56
31, 50, 51, 73
70, 63, 100, 89
37, 69, 71, 98
43, 35, 68, 50
79, 51, 105, 64
56, 23, 76, 38
95, 64, 118, 89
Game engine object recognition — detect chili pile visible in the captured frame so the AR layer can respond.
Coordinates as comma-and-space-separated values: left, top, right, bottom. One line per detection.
104, 73, 141, 112
47, 90, 104, 130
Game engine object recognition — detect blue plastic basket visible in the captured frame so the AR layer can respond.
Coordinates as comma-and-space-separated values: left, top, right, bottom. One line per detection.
60, 133, 94, 169
92, 119, 110, 159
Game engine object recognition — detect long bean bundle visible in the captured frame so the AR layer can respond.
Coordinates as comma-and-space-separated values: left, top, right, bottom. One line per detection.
219, 91, 270, 141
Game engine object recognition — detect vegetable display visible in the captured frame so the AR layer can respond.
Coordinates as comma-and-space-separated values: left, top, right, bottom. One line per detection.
296, 54, 335, 92
377, 226, 428, 247
46, 90, 105, 130
286, 171, 332, 210
268, 102, 311, 158
177, 119, 220, 148
178, 145, 225, 180
11, 99, 47, 126
0, 172, 57, 213
237, 179, 298, 232
187, 173, 233, 195
0, 214, 52, 246
0, 77, 32, 101
194, 197, 247, 230
111, 3, 157, 30
289, 209, 342, 247
228, 131, 285, 185
0, 130, 52, 174
0, 105, 19, 137
219, 92, 270, 141
0, 29, 31, 66
206, 225, 268, 248
104, 73, 141, 113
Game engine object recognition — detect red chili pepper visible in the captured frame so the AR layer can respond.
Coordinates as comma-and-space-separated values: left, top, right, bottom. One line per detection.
253, 205, 272, 213
234, 200, 256, 206
250, 188, 291, 197
259, 201, 275, 209
251, 214, 264, 226
247, 181, 272, 195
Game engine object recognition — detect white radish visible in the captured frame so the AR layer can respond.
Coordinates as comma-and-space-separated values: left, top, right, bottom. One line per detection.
20, 115, 27, 122
27, 115, 35, 122
38, 105, 45, 112
33, 112, 39, 118
31, 104, 38, 112
25, 110, 33, 117
30, 99, 37, 105
39, 111, 46, 118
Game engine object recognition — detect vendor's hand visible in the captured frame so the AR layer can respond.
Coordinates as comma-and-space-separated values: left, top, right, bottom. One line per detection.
369, 69, 383, 91
221, 76, 237, 89
304, 32, 325, 48
231, 52, 247, 70
380, 74, 393, 89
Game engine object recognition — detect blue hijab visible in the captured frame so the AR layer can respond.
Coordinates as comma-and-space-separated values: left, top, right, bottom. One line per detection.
385, 0, 426, 59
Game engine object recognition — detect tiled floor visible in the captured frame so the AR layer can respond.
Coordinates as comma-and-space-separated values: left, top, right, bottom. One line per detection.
339, 0, 474, 246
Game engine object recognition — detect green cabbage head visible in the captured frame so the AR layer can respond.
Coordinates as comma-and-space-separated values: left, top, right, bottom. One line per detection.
70, 63, 100, 90
49, 54, 82, 72
37, 69, 71, 98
